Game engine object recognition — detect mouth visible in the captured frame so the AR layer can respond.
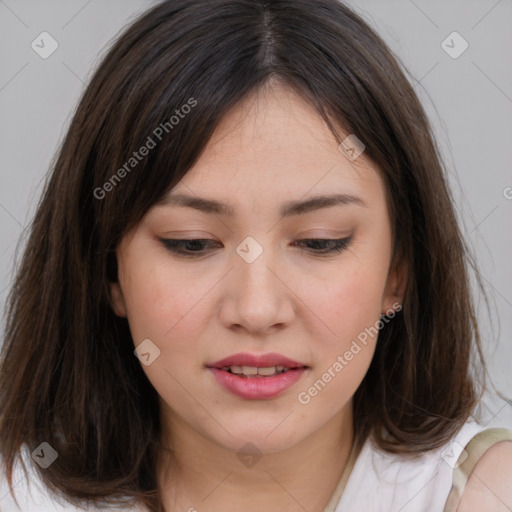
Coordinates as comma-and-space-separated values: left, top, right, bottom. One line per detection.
207, 351, 307, 371
206, 353, 309, 399
217, 364, 303, 378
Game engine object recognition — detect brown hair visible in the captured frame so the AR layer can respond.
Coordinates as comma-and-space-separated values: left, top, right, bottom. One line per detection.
0, 0, 491, 510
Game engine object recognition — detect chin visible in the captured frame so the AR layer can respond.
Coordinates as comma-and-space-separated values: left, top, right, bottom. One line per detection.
209, 423, 306, 455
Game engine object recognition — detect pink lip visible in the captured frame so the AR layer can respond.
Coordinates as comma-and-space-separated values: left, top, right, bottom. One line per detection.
208, 367, 307, 400
207, 352, 306, 369
206, 352, 308, 400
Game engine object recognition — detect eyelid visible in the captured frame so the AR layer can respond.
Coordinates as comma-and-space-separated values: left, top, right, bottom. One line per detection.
296, 230, 353, 238
158, 235, 354, 258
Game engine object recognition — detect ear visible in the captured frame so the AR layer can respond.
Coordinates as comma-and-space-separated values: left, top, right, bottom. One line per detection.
381, 256, 407, 315
109, 281, 128, 318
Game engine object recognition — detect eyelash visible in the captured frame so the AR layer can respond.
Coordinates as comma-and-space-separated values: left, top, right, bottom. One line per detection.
159, 237, 353, 258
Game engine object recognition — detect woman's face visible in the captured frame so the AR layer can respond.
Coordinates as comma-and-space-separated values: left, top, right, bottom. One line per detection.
110, 83, 404, 454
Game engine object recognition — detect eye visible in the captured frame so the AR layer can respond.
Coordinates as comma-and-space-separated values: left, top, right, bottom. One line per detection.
292, 237, 353, 255
159, 237, 353, 258
159, 238, 219, 257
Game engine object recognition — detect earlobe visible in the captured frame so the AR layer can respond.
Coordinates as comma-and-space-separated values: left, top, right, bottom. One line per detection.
109, 282, 128, 318
382, 258, 407, 315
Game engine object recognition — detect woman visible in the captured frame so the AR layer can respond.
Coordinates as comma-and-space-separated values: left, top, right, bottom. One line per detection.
1, 1, 511, 511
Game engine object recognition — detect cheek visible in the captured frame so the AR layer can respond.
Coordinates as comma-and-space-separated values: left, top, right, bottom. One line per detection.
322, 261, 388, 336
119, 258, 211, 403
119, 254, 206, 350
307, 248, 389, 394
298, 270, 383, 412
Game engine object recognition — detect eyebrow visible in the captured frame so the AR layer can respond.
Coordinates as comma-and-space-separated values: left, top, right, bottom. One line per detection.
158, 192, 366, 217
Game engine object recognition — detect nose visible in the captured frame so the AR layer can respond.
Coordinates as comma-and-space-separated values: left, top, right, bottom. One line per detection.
218, 241, 296, 336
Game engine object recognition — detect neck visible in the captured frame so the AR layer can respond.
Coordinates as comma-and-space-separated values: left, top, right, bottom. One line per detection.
157, 404, 354, 512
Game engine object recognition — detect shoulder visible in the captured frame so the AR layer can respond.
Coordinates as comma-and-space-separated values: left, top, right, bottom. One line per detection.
336, 420, 512, 512
457, 439, 512, 512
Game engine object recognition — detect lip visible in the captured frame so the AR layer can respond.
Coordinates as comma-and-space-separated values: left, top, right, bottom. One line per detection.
208, 367, 307, 400
207, 352, 306, 369
206, 352, 308, 400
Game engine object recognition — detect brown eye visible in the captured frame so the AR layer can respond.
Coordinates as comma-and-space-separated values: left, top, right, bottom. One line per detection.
159, 237, 353, 258
293, 237, 353, 254
160, 238, 220, 257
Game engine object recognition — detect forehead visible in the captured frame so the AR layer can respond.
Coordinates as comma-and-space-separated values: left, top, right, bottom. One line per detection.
168, 83, 385, 210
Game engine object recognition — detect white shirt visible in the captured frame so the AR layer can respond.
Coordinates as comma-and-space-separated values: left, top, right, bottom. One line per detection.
1, 419, 511, 512
335, 421, 484, 511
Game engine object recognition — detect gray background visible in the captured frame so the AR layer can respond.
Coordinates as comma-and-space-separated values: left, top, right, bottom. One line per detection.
1, 0, 511, 425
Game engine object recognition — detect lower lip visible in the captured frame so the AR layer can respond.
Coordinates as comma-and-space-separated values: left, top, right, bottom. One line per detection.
207, 367, 306, 400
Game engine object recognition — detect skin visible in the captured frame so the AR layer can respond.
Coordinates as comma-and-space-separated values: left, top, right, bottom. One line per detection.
110, 82, 406, 511
458, 441, 512, 511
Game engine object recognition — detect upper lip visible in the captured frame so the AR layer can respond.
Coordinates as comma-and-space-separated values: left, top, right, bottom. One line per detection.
207, 352, 307, 369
